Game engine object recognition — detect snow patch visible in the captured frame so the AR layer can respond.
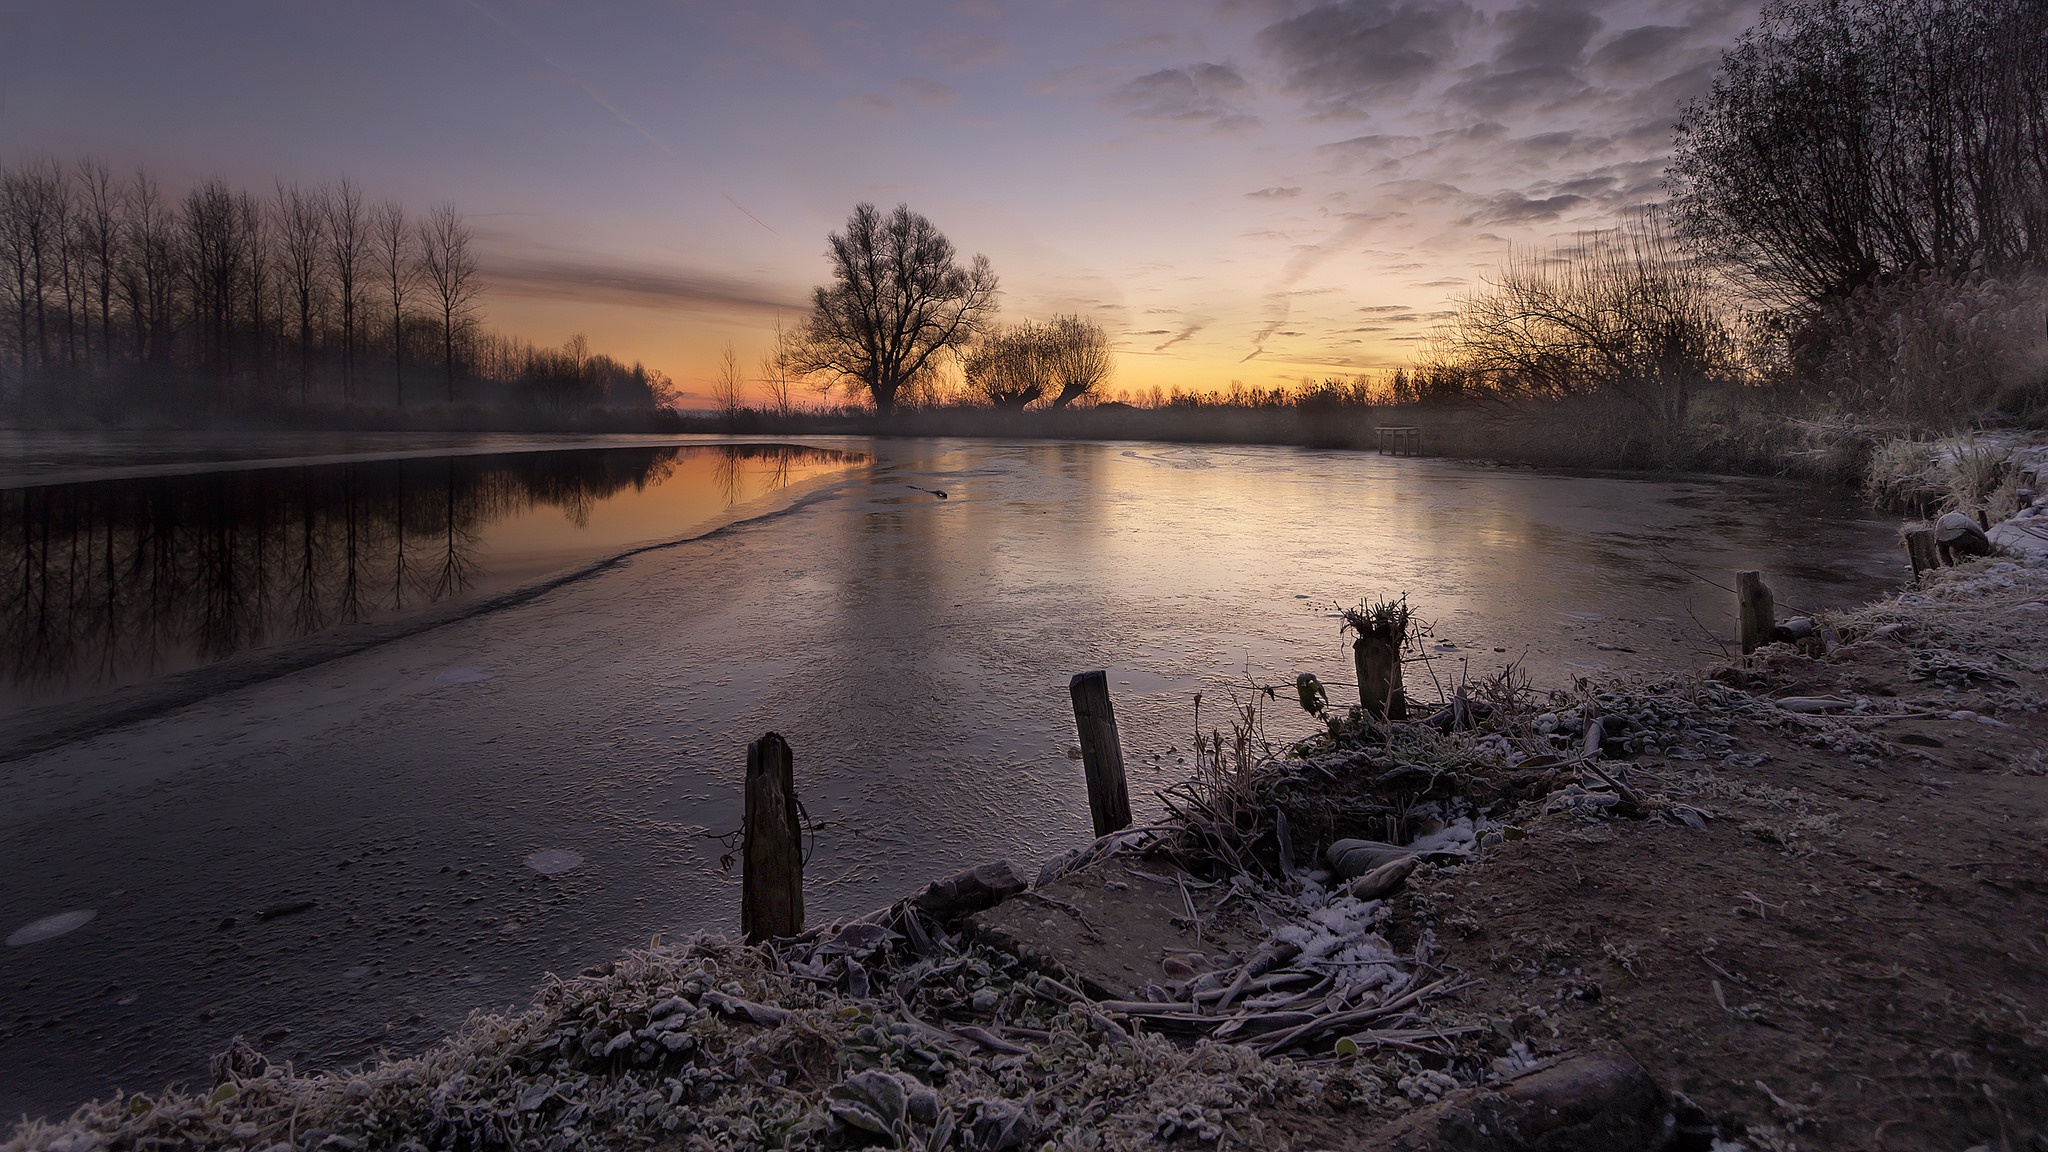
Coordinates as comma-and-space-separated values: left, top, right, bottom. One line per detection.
525, 849, 584, 876
7, 909, 96, 947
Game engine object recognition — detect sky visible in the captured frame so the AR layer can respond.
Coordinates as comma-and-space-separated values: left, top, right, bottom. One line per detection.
0, 0, 1762, 405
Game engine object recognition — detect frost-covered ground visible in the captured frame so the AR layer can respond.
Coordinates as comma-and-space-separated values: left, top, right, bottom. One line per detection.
0, 438, 1906, 1121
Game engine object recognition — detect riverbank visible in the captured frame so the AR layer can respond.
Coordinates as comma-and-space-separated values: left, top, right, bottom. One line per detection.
16, 390, 2030, 488
8, 493, 2046, 1149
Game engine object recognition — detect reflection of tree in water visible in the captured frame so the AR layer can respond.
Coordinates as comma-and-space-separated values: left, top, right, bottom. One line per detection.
0, 445, 855, 696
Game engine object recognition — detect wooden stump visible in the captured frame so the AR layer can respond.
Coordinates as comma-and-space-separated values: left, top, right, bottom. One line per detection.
1737, 570, 1774, 656
742, 732, 803, 942
1070, 672, 1132, 838
1353, 635, 1407, 721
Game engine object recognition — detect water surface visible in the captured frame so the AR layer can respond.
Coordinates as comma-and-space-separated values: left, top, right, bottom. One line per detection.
0, 443, 861, 710
0, 438, 1907, 1120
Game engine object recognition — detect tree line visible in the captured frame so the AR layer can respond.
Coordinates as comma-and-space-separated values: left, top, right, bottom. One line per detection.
0, 158, 665, 418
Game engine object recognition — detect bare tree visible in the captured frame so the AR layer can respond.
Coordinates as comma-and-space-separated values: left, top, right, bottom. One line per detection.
239, 190, 274, 397
0, 161, 64, 385
371, 200, 414, 405
963, 319, 1050, 408
276, 182, 327, 401
757, 318, 795, 418
1044, 313, 1113, 407
324, 178, 367, 404
417, 202, 479, 403
183, 178, 247, 384
122, 170, 179, 370
787, 202, 997, 413
74, 160, 121, 374
1424, 211, 1735, 432
711, 340, 745, 425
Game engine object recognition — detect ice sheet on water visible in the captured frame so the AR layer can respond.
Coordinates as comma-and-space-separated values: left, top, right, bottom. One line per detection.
7, 909, 95, 947
434, 667, 496, 686
525, 849, 583, 876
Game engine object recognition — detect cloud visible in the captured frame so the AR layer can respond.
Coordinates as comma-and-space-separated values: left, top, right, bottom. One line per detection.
1257, 0, 1475, 115
1494, 3, 1602, 71
1590, 23, 1687, 73
1460, 190, 1587, 225
1154, 322, 1206, 351
1443, 65, 1587, 114
484, 253, 803, 314
1109, 62, 1259, 131
1245, 186, 1302, 199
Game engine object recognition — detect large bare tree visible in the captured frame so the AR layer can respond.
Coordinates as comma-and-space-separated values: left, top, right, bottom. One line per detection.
1044, 313, 1113, 407
1673, 0, 2048, 307
788, 202, 997, 413
962, 319, 1050, 409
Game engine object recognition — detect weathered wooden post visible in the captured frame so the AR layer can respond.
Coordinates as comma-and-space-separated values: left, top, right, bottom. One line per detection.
1737, 570, 1775, 656
742, 732, 802, 942
1352, 634, 1407, 721
1069, 671, 1132, 837
1904, 528, 1940, 578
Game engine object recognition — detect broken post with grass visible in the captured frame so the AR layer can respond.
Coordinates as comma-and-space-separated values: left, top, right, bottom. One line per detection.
1344, 597, 1410, 721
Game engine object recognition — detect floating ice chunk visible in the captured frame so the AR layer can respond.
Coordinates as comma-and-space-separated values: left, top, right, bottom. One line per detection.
7, 909, 95, 947
435, 667, 496, 686
525, 849, 583, 876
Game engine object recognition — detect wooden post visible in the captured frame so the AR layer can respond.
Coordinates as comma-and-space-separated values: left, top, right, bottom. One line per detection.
742, 732, 802, 942
1904, 528, 1939, 578
1736, 570, 1775, 656
1353, 635, 1407, 721
1069, 672, 1132, 838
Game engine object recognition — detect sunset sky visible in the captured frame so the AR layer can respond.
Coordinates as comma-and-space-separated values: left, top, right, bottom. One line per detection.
0, 0, 1761, 405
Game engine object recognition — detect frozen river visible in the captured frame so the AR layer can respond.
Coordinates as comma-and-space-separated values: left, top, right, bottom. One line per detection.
0, 436, 1906, 1119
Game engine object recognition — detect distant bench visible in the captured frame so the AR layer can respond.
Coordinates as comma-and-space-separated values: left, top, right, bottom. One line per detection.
1376, 426, 1421, 456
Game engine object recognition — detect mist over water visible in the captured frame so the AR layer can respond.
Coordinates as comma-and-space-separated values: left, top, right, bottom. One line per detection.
0, 437, 1906, 1120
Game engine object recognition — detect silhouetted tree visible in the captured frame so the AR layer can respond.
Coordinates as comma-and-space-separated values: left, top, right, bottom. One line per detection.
789, 202, 997, 413
1423, 212, 1735, 431
276, 182, 326, 401
1672, 0, 2048, 307
325, 178, 367, 403
963, 319, 1049, 408
371, 200, 413, 406
711, 340, 744, 424
1045, 313, 1113, 407
418, 201, 478, 402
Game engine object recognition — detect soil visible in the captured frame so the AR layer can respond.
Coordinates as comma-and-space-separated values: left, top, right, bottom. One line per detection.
1382, 568, 2048, 1150
971, 857, 1268, 1003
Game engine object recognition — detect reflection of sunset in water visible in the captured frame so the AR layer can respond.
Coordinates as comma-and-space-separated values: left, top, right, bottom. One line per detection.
0, 445, 863, 706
